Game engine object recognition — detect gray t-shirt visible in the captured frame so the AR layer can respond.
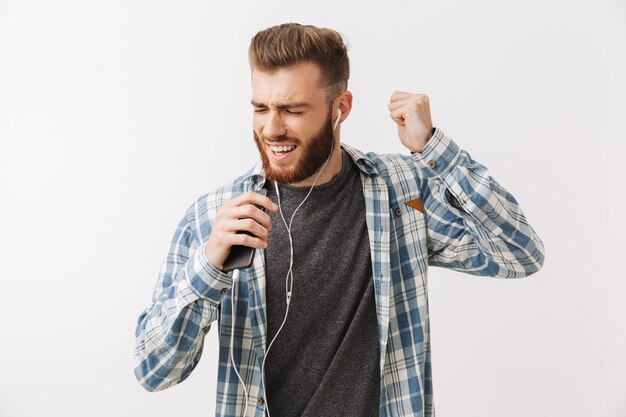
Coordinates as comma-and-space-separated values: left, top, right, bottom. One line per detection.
263, 148, 380, 417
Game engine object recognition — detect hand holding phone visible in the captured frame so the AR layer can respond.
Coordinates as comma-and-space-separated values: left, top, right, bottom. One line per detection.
222, 189, 268, 272
203, 188, 277, 272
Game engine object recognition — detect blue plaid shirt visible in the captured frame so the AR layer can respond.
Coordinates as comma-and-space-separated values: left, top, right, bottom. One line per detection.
134, 127, 545, 416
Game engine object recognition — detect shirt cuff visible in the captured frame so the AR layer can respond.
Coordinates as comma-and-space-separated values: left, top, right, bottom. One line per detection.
185, 240, 233, 304
410, 127, 462, 178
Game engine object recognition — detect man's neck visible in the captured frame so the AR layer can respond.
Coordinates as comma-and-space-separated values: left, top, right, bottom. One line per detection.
289, 143, 343, 188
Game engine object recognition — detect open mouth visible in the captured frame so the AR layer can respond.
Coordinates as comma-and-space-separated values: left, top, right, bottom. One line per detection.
268, 144, 297, 160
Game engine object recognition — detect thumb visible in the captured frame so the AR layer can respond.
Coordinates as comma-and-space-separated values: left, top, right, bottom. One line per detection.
389, 108, 406, 126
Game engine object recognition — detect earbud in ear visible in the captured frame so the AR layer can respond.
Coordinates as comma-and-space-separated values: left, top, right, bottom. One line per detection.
333, 108, 342, 130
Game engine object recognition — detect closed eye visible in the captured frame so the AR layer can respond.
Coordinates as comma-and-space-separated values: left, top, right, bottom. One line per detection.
252, 108, 304, 115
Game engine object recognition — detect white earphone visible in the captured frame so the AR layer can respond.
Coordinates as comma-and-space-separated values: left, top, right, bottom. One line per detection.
333, 108, 342, 130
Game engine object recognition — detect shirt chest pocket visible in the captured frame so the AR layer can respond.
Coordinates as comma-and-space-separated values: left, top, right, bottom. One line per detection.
390, 197, 428, 261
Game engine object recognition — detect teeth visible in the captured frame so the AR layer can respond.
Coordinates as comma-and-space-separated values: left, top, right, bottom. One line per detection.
270, 145, 296, 153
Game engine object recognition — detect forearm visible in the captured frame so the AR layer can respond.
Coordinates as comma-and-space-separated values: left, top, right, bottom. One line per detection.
134, 218, 233, 391
414, 128, 545, 278
134, 292, 215, 391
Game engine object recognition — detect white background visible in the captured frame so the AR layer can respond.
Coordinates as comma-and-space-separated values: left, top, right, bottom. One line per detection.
1, 0, 625, 416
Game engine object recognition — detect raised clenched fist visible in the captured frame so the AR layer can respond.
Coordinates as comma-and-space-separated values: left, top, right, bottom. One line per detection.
388, 91, 434, 153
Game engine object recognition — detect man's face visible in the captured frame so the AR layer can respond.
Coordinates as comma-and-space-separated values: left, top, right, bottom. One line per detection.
251, 61, 336, 185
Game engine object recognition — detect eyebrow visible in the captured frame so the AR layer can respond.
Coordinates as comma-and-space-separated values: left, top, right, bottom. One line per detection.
250, 100, 314, 110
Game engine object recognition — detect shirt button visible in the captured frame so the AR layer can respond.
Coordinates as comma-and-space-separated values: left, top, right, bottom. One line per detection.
220, 287, 228, 295
428, 160, 437, 169
394, 208, 402, 217
257, 397, 265, 405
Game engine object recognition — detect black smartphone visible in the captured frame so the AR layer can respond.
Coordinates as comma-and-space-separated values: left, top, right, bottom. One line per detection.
222, 188, 268, 272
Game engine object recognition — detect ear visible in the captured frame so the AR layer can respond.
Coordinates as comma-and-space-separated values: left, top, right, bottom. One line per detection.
335, 90, 353, 124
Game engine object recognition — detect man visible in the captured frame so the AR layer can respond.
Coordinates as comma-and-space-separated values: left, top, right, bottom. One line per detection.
134, 23, 545, 417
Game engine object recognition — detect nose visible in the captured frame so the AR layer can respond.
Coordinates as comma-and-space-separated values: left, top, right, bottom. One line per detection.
262, 110, 286, 140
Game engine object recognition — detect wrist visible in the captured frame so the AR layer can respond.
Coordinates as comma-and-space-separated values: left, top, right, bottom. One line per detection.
410, 127, 436, 154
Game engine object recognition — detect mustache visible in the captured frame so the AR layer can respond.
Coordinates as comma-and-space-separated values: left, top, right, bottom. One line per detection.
253, 131, 301, 145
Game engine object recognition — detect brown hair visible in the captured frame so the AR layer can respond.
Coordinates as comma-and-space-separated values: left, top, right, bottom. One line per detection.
248, 23, 350, 103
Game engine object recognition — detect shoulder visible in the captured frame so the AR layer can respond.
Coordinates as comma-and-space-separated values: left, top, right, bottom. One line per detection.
342, 143, 423, 184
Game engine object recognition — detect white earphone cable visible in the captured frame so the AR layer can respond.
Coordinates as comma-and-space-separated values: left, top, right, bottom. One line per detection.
230, 109, 341, 417
261, 112, 339, 417
228, 269, 250, 416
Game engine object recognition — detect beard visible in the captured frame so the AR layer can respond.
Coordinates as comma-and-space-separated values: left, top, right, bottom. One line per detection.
253, 109, 335, 185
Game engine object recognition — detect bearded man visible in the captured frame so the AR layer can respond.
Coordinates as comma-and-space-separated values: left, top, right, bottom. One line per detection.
134, 22, 545, 417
